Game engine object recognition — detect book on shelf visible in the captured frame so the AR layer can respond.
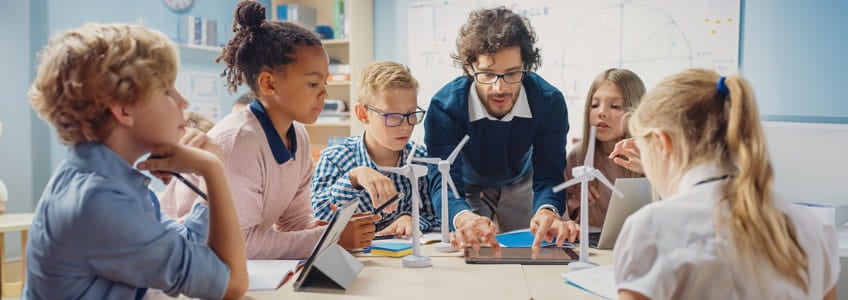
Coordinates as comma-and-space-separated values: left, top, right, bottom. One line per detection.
276, 4, 317, 28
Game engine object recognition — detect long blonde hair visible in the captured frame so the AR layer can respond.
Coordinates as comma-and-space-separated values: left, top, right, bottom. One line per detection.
576, 69, 645, 225
629, 68, 809, 291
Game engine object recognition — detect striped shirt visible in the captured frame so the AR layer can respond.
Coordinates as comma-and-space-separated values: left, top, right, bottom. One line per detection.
311, 135, 440, 232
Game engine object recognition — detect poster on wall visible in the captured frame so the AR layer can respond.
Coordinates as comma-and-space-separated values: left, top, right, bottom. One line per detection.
175, 72, 223, 121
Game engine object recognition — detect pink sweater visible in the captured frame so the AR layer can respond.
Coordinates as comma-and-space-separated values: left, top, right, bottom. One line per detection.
163, 108, 322, 259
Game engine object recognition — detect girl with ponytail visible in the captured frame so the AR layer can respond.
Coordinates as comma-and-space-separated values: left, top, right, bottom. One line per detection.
614, 69, 838, 300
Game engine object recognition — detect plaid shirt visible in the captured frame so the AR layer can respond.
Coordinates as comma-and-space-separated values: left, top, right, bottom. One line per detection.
310, 135, 440, 232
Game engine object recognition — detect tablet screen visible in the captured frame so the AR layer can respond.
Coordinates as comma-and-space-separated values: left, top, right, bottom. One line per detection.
464, 247, 579, 265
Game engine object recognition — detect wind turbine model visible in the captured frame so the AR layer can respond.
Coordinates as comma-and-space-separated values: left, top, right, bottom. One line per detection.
412, 135, 470, 252
552, 126, 623, 270
377, 140, 432, 268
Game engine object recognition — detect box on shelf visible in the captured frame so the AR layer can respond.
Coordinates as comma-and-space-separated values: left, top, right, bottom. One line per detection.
277, 4, 317, 29
178, 16, 217, 47
328, 64, 351, 82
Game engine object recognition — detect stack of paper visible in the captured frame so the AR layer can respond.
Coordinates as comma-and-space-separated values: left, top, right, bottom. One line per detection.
370, 243, 413, 257
793, 200, 848, 225
561, 265, 617, 300
246, 260, 303, 291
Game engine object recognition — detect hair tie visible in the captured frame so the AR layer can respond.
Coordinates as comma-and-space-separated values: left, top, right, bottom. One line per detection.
716, 76, 729, 97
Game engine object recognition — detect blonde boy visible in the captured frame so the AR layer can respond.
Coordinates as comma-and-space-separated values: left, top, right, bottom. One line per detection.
311, 61, 439, 236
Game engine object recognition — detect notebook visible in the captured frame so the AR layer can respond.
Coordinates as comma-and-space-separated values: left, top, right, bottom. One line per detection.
246, 260, 304, 291
370, 243, 413, 257
561, 265, 617, 299
371, 232, 444, 246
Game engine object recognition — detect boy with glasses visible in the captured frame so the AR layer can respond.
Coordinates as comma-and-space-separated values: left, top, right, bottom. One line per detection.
311, 61, 440, 237
425, 7, 575, 250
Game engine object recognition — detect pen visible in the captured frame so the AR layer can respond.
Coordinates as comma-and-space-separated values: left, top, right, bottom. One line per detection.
172, 172, 209, 201
147, 154, 208, 201
373, 192, 404, 212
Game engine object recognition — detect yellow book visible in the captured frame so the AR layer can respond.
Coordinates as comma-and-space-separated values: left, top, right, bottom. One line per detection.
370, 249, 413, 257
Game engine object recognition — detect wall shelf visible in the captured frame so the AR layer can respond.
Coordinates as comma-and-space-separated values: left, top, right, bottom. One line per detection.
322, 39, 349, 46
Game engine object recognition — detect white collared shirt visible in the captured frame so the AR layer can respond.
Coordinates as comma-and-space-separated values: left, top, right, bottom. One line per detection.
614, 163, 839, 299
467, 83, 532, 122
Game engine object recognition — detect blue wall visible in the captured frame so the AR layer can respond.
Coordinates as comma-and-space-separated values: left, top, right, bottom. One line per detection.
741, 0, 848, 123
374, 0, 848, 124
0, 0, 38, 260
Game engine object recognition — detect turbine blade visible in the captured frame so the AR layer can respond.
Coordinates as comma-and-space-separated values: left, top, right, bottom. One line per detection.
448, 135, 471, 163
553, 177, 583, 193
586, 126, 597, 167
592, 170, 623, 198
412, 157, 441, 164
445, 176, 460, 198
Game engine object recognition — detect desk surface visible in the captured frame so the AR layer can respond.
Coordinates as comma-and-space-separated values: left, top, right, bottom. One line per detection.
0, 213, 34, 233
240, 247, 613, 300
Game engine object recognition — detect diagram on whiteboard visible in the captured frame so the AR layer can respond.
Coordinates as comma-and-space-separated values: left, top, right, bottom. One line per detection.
407, 0, 739, 147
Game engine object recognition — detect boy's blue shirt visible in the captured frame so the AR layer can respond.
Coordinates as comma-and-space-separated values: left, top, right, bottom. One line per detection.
23, 142, 229, 299
424, 73, 569, 229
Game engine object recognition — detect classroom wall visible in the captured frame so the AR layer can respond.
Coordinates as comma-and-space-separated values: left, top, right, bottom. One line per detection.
45, 0, 263, 171
741, 0, 848, 123
373, 0, 848, 203
0, 0, 272, 260
0, 0, 43, 261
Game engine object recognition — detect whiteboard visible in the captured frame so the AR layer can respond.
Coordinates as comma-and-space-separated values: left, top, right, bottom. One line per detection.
406, 0, 740, 146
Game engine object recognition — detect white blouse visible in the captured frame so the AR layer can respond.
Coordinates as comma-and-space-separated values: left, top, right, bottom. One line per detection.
614, 163, 839, 300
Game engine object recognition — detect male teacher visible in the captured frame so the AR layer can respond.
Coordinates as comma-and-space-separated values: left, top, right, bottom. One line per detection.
424, 7, 577, 250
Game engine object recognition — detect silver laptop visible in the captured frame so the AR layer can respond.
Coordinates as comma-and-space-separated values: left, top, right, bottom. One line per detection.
595, 178, 653, 249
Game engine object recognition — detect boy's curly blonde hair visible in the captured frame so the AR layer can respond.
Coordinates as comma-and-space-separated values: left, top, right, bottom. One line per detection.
29, 23, 178, 145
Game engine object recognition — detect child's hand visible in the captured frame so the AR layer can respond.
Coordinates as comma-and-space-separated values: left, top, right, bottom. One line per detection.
137, 144, 220, 184
349, 167, 399, 212
610, 138, 644, 173
180, 128, 224, 161
338, 212, 381, 250
376, 215, 412, 238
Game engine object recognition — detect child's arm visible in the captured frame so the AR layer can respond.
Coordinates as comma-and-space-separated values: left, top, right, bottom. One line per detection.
159, 196, 209, 242
310, 149, 371, 221
139, 145, 247, 299
199, 159, 249, 299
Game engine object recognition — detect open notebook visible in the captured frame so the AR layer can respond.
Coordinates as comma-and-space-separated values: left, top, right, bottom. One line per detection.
247, 260, 305, 291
